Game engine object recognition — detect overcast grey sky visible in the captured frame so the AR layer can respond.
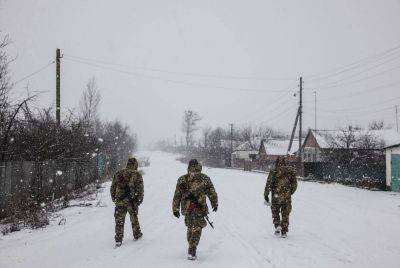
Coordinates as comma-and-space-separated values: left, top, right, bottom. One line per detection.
1, 0, 400, 146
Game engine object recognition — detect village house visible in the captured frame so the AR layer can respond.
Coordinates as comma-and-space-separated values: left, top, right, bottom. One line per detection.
302, 129, 400, 163
231, 141, 259, 170
258, 138, 299, 162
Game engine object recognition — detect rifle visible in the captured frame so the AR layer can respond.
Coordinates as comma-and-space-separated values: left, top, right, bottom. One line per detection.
205, 215, 214, 229
186, 191, 215, 229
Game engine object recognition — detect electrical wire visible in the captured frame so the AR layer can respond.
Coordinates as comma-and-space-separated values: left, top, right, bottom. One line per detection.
237, 91, 295, 122
304, 80, 400, 103
307, 53, 400, 88
319, 105, 396, 115
13, 61, 55, 85
64, 57, 294, 93
305, 43, 400, 80
64, 54, 297, 81
313, 64, 400, 90
260, 105, 297, 125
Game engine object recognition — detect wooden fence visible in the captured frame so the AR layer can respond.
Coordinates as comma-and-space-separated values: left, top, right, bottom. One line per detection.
0, 156, 111, 220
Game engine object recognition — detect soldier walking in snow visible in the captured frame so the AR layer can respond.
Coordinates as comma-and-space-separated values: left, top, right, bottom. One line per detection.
172, 159, 218, 260
264, 156, 297, 238
110, 157, 144, 247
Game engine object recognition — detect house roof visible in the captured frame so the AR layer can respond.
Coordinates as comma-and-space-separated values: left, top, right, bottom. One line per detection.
384, 143, 400, 149
233, 141, 254, 152
260, 139, 299, 156
308, 129, 400, 149
234, 137, 263, 151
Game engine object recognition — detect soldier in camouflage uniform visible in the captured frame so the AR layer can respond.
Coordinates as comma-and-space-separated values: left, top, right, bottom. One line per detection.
264, 156, 297, 238
172, 159, 218, 260
110, 157, 144, 247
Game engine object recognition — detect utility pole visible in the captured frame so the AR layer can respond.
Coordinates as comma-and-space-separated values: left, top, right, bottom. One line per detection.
396, 105, 399, 133
298, 77, 303, 175
314, 91, 317, 162
288, 107, 299, 154
229, 123, 233, 167
56, 48, 61, 125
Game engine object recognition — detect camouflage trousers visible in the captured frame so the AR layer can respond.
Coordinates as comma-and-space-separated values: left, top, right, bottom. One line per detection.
114, 204, 141, 242
271, 202, 292, 232
185, 214, 206, 250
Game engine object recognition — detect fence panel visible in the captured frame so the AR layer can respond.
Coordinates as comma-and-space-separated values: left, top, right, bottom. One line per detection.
0, 158, 101, 220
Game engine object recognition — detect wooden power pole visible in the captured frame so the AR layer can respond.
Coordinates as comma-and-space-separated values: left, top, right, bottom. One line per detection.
299, 77, 303, 175
229, 123, 234, 167
396, 105, 399, 133
56, 48, 61, 125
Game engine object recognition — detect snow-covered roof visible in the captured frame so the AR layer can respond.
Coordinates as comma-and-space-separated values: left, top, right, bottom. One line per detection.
233, 139, 261, 152
371, 129, 400, 148
261, 139, 299, 156
233, 141, 253, 152
312, 130, 334, 149
309, 129, 400, 149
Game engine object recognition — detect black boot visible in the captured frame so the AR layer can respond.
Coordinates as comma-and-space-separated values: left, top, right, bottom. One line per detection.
281, 230, 287, 238
188, 247, 197, 261
274, 226, 282, 236
134, 232, 143, 241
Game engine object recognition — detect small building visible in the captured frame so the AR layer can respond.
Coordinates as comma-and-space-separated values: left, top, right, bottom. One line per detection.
231, 141, 258, 169
385, 143, 400, 192
258, 139, 298, 163
232, 141, 258, 160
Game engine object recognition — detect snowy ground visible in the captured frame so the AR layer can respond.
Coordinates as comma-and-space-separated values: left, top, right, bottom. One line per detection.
1, 151, 400, 268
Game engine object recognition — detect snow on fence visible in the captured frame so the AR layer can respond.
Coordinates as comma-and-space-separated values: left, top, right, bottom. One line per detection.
0, 158, 101, 220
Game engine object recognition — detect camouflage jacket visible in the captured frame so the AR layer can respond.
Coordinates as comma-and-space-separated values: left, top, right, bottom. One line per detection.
172, 171, 218, 217
264, 167, 297, 204
110, 162, 143, 207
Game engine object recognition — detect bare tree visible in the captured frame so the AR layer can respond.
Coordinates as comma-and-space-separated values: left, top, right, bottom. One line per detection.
368, 120, 384, 130
202, 126, 212, 149
331, 125, 362, 149
0, 33, 12, 148
357, 131, 384, 149
181, 110, 201, 148
0, 33, 11, 111
79, 77, 101, 130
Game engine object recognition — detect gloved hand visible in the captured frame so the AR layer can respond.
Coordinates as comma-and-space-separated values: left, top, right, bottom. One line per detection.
173, 210, 180, 218
212, 205, 218, 212
264, 196, 271, 207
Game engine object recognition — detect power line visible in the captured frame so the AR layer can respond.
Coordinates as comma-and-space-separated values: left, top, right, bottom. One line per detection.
319, 105, 395, 115
261, 104, 297, 125
65, 57, 294, 93
14, 60, 55, 85
237, 91, 295, 122
322, 96, 400, 113
64, 54, 297, 81
313, 64, 400, 90
304, 80, 400, 103
305, 43, 400, 80
307, 52, 400, 87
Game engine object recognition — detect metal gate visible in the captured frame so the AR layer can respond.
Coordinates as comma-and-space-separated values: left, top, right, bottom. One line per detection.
391, 154, 400, 192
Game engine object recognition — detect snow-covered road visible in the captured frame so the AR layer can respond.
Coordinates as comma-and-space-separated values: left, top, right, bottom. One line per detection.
1, 151, 400, 268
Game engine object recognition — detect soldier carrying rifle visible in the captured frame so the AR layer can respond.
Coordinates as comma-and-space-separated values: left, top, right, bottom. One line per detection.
172, 159, 218, 261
